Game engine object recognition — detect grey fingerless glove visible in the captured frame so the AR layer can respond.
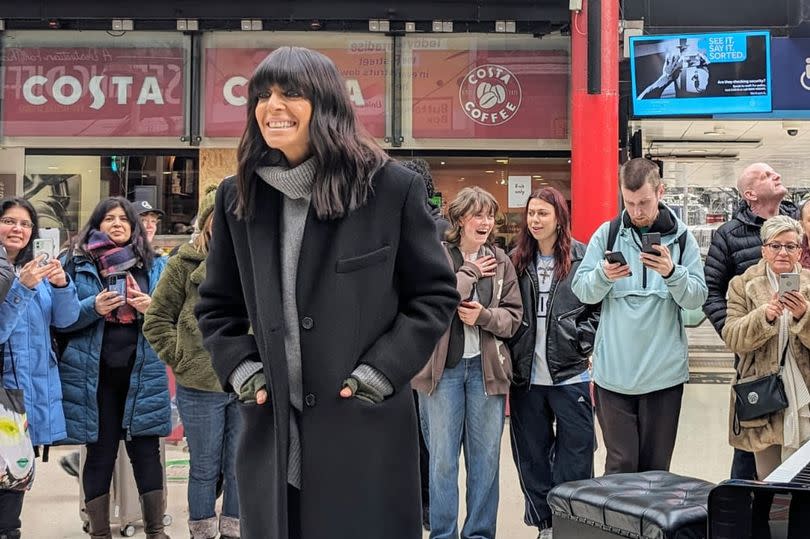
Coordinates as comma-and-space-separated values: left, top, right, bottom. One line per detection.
342, 364, 393, 404
239, 371, 267, 404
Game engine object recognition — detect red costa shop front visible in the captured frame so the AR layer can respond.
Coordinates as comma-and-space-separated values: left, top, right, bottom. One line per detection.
0, 30, 571, 254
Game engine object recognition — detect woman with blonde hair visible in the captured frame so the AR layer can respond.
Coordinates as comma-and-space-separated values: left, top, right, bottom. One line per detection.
144, 186, 241, 539
723, 215, 810, 479
413, 186, 522, 539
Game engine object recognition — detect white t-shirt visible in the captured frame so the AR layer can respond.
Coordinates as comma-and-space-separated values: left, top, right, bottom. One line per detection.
462, 252, 481, 358
531, 254, 555, 385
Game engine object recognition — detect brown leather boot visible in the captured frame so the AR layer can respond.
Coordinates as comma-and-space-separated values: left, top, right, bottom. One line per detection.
139, 490, 171, 539
85, 494, 112, 539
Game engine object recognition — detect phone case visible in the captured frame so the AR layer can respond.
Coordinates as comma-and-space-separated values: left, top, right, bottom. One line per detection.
779, 273, 800, 295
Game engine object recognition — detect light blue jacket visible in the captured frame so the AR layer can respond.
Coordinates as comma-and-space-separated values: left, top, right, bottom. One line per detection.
572, 207, 707, 394
0, 277, 80, 445
56, 254, 170, 444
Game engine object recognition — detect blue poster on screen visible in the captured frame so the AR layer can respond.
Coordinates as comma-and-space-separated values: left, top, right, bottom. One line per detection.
630, 31, 772, 117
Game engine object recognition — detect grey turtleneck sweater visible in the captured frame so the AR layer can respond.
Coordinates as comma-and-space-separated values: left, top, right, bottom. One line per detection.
228, 156, 392, 489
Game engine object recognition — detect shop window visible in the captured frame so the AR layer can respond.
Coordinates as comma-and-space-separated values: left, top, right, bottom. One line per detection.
24, 152, 198, 252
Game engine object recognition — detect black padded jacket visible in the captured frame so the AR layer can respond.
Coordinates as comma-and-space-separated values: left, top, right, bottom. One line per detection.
702, 200, 798, 335
507, 240, 600, 387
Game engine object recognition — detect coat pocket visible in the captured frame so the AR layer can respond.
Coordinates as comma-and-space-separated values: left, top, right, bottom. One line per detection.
335, 245, 392, 273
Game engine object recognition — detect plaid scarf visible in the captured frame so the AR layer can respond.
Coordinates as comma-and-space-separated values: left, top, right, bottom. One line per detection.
84, 229, 141, 324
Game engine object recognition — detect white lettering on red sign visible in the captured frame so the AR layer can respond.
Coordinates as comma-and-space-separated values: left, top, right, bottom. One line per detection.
222, 76, 366, 107
458, 64, 522, 126
19, 75, 169, 108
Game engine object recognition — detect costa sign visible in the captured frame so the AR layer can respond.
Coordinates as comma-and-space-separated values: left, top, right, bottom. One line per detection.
459, 64, 523, 126
204, 48, 386, 138
412, 50, 568, 139
2, 47, 184, 137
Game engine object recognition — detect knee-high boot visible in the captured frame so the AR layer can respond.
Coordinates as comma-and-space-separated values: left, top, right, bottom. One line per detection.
85, 494, 112, 539
139, 490, 171, 539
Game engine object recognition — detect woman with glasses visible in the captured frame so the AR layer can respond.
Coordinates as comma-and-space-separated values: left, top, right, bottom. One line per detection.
0, 197, 80, 539
723, 215, 810, 479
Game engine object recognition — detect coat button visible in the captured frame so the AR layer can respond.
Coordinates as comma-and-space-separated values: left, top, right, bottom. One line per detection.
301, 317, 314, 330
305, 393, 317, 407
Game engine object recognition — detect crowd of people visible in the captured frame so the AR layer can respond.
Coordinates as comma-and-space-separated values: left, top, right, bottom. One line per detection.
1, 45, 809, 539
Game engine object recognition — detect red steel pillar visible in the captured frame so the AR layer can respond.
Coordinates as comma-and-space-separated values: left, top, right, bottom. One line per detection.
570, 0, 619, 241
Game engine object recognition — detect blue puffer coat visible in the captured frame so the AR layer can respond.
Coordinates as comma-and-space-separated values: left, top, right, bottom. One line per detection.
0, 277, 80, 445
56, 253, 170, 444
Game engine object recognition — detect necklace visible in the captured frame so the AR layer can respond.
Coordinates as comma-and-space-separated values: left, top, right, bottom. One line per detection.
537, 255, 554, 282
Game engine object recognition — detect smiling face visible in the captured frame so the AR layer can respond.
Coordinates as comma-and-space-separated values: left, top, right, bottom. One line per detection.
0, 205, 34, 262
460, 206, 495, 250
99, 206, 132, 246
526, 197, 558, 245
254, 84, 313, 167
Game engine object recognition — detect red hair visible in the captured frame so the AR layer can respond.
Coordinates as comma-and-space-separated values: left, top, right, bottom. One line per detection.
510, 187, 572, 280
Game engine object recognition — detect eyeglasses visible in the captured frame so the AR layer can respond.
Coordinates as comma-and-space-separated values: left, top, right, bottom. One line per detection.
764, 242, 801, 254
0, 217, 34, 229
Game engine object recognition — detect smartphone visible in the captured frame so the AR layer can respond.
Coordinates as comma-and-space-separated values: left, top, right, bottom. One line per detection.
32, 238, 55, 267
605, 251, 628, 266
107, 272, 128, 300
779, 272, 800, 297
641, 232, 662, 256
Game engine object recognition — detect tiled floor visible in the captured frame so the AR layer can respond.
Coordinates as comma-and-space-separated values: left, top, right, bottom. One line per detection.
21, 383, 733, 538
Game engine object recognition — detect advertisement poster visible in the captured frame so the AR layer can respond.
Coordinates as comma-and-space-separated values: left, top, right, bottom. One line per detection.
410, 49, 568, 139
2, 46, 185, 137
630, 31, 772, 116
770, 38, 810, 113
204, 48, 387, 138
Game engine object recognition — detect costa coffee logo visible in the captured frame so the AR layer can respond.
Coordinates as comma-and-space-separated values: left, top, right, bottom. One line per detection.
459, 64, 522, 126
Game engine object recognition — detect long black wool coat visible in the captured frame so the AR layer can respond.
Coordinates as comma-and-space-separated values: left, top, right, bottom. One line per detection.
196, 161, 459, 539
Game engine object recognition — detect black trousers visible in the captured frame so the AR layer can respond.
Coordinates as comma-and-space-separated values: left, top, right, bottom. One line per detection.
594, 383, 684, 474
509, 382, 594, 529
82, 361, 163, 502
0, 490, 24, 533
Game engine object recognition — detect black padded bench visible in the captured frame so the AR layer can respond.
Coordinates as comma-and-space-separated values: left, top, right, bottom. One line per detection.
548, 471, 714, 538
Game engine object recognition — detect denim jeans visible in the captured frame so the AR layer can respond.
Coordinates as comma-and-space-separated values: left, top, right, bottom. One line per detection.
508, 382, 594, 529
422, 355, 505, 539
176, 384, 242, 521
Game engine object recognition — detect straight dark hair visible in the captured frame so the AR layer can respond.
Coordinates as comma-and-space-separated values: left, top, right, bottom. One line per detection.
235, 46, 388, 220
0, 197, 39, 266
511, 187, 572, 281
73, 197, 156, 270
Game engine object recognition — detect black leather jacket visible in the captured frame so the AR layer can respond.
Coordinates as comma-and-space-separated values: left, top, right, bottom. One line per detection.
508, 240, 600, 387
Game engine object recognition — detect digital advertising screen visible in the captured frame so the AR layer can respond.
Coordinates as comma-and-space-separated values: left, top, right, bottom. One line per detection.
630, 31, 772, 117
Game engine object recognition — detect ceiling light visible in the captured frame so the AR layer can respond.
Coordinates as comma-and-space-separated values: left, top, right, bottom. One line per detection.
440, 161, 446, 165
532, 175, 543, 179
703, 128, 726, 136
495, 159, 509, 164
485, 170, 495, 174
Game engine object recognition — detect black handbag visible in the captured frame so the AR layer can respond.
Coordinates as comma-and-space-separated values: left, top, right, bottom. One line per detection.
732, 343, 789, 435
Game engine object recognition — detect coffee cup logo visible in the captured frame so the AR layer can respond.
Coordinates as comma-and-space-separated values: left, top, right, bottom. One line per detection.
459, 64, 522, 126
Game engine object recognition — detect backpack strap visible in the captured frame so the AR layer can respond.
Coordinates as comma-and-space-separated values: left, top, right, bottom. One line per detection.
609, 215, 688, 265
606, 216, 622, 252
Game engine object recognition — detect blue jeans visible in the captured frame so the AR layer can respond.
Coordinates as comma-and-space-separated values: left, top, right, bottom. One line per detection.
176, 384, 242, 521
422, 355, 505, 539
508, 382, 594, 529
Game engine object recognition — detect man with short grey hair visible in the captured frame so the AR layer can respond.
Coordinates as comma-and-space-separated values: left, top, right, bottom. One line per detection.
703, 162, 798, 480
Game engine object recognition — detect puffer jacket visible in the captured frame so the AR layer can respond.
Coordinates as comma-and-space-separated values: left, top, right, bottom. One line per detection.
0, 277, 79, 445
143, 243, 221, 392
55, 252, 171, 444
412, 242, 522, 396
703, 200, 798, 334
722, 260, 810, 452
508, 240, 600, 387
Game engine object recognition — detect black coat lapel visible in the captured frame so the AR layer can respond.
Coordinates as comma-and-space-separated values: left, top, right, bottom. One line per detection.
248, 181, 285, 333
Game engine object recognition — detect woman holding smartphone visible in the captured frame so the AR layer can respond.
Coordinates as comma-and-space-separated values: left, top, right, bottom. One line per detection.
723, 215, 810, 479
412, 186, 522, 539
0, 197, 80, 538
57, 197, 171, 539
506, 187, 599, 538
